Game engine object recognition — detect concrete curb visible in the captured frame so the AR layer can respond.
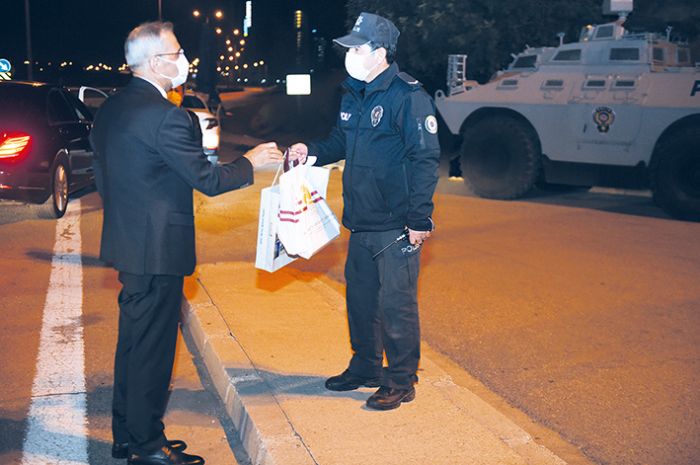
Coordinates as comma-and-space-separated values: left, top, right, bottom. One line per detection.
181, 272, 569, 465
181, 281, 316, 465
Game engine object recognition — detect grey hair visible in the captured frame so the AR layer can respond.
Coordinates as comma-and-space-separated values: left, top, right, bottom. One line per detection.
124, 21, 174, 70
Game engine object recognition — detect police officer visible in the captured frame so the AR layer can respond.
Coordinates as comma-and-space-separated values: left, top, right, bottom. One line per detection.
288, 12, 440, 410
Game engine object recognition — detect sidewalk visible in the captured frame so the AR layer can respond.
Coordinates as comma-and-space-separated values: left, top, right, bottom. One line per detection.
180, 262, 570, 465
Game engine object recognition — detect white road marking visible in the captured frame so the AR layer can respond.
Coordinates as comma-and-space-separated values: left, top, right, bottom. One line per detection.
21, 201, 88, 465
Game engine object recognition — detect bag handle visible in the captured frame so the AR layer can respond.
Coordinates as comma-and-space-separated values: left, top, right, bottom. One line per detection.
272, 148, 302, 186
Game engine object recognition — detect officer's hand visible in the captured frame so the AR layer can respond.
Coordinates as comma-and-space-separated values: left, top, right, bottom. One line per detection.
408, 228, 431, 246
244, 142, 283, 168
288, 143, 308, 165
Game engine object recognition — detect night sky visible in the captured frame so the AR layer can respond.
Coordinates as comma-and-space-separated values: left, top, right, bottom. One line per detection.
1, 0, 349, 70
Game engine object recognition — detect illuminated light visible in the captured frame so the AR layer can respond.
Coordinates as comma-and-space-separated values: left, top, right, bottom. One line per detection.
295, 10, 302, 30
229, 56, 234, 61
193, 9, 201, 17
225, 66, 230, 70
244, 78, 248, 82
219, 55, 225, 60
0, 132, 32, 159
233, 29, 240, 36
228, 46, 233, 52
235, 52, 241, 58
259, 60, 264, 65
215, 10, 223, 19
243, 64, 248, 69
24, 60, 30, 65
253, 62, 258, 67
216, 28, 222, 35
239, 39, 245, 45
234, 65, 239, 70
226, 39, 231, 45
286, 74, 311, 95
216, 66, 222, 72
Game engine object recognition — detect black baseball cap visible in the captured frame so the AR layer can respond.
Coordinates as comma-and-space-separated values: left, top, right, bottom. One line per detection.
333, 12, 400, 49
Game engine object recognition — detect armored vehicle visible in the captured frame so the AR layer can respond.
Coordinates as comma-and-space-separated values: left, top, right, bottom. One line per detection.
435, 0, 700, 220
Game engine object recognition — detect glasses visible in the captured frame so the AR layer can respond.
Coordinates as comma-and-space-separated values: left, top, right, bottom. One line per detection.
154, 49, 184, 58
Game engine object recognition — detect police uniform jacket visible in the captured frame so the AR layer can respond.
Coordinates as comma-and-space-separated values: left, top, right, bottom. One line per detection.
90, 77, 254, 276
308, 62, 440, 232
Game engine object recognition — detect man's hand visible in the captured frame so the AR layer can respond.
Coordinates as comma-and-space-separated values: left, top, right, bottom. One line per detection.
244, 142, 284, 168
288, 143, 308, 165
408, 228, 431, 246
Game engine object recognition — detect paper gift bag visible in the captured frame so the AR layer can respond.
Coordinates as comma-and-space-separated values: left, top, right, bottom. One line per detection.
255, 182, 297, 272
277, 164, 340, 259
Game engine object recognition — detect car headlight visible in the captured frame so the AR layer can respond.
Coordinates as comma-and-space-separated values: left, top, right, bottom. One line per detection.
204, 118, 218, 130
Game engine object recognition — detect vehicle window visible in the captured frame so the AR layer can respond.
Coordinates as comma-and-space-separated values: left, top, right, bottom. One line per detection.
182, 95, 206, 109
583, 79, 606, 89
553, 49, 581, 61
512, 55, 537, 69
0, 85, 45, 122
542, 79, 564, 89
653, 48, 664, 62
47, 90, 79, 123
677, 48, 690, 65
613, 79, 636, 89
63, 91, 93, 121
499, 79, 519, 88
610, 48, 640, 61
596, 25, 614, 39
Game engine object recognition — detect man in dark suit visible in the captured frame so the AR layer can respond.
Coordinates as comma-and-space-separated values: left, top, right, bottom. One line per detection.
90, 22, 282, 465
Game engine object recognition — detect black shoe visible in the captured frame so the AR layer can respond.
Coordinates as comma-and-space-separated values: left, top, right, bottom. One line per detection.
366, 386, 416, 410
127, 446, 203, 465
112, 440, 187, 459
325, 369, 381, 391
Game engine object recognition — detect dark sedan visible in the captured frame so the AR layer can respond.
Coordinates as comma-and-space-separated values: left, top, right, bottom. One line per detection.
0, 81, 96, 218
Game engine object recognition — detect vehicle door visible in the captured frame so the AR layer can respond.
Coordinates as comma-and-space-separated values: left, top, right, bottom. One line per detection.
78, 86, 108, 116
47, 89, 94, 189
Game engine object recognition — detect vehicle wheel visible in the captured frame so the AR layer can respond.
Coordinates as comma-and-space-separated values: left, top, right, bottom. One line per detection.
461, 115, 540, 199
650, 125, 700, 221
37, 160, 69, 219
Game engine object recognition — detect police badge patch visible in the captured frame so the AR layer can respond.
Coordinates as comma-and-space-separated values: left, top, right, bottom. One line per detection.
593, 107, 615, 133
371, 105, 384, 127
425, 115, 438, 134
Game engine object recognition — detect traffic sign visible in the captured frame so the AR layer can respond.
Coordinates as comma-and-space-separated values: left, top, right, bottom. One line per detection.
0, 59, 11, 72
0, 72, 12, 81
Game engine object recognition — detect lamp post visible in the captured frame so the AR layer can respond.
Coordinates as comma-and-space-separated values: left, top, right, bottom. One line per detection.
158, 0, 162, 20
24, 0, 33, 80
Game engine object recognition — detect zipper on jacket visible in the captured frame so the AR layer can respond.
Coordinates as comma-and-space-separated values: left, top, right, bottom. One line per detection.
348, 90, 364, 228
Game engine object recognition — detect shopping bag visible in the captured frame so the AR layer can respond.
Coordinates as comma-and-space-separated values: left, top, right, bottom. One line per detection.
277, 164, 340, 259
255, 167, 297, 272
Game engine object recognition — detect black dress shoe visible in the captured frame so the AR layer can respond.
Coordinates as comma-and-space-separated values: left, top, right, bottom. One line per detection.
127, 446, 204, 465
112, 440, 187, 459
366, 386, 416, 410
325, 369, 382, 391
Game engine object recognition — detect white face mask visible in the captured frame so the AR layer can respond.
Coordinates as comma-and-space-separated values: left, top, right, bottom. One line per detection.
157, 53, 189, 89
345, 49, 380, 82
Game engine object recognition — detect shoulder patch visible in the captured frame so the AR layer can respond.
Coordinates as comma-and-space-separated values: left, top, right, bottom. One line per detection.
397, 72, 421, 87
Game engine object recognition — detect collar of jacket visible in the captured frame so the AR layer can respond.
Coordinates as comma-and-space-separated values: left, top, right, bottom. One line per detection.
128, 76, 168, 99
343, 62, 400, 98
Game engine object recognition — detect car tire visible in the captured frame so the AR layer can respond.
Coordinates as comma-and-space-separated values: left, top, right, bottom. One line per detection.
461, 115, 540, 199
650, 124, 700, 221
37, 159, 70, 219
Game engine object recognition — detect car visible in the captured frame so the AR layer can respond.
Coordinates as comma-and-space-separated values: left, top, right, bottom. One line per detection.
0, 81, 97, 218
181, 92, 220, 163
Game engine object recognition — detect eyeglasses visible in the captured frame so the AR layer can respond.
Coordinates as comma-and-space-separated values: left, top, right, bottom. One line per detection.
154, 49, 185, 58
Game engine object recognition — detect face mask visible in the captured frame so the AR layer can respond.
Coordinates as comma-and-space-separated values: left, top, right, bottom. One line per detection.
157, 53, 189, 89
345, 49, 379, 82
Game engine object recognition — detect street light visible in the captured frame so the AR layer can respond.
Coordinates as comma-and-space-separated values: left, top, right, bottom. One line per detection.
215, 27, 222, 35
233, 29, 240, 36
192, 9, 201, 17
239, 39, 245, 46
214, 10, 223, 19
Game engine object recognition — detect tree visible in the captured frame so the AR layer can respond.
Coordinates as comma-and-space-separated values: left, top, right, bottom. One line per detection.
346, 0, 698, 93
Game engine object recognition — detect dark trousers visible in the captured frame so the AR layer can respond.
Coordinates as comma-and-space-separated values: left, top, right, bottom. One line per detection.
112, 272, 184, 454
345, 229, 421, 390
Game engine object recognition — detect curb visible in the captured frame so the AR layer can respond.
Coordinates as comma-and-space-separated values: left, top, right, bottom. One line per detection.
181, 279, 316, 465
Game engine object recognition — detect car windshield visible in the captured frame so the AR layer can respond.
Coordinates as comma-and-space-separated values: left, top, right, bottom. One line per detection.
0, 85, 47, 123
182, 95, 206, 109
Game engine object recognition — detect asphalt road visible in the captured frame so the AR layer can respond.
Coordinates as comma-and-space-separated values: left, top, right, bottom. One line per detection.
1, 135, 698, 465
